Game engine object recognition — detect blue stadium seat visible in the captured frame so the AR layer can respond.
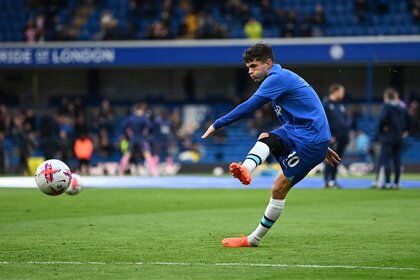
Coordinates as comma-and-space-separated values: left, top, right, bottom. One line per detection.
263, 27, 280, 38
1, 0, 420, 42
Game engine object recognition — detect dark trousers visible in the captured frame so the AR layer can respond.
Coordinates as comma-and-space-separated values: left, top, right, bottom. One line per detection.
379, 141, 402, 185
324, 138, 348, 184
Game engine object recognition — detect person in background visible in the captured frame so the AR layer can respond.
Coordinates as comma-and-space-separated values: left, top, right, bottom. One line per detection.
244, 18, 263, 39
0, 131, 6, 174
119, 103, 158, 176
152, 109, 178, 175
323, 83, 351, 189
355, 129, 372, 163
374, 88, 409, 189
74, 133, 94, 175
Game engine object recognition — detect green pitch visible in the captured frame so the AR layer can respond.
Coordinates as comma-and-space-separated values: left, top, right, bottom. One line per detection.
1, 187, 419, 279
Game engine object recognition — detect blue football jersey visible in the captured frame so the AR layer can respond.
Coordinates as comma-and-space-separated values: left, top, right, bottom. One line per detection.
124, 114, 151, 140
254, 64, 331, 143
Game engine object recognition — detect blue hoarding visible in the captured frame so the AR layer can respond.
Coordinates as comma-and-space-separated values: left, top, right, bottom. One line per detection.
0, 36, 419, 68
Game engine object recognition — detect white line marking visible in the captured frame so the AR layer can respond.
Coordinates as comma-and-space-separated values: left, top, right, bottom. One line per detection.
0, 261, 417, 271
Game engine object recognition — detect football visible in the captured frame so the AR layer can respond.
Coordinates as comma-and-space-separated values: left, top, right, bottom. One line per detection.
66, 173, 83, 195
35, 159, 72, 196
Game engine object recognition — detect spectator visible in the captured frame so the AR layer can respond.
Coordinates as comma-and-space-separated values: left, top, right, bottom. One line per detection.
24, 20, 38, 42
283, 10, 297, 37
176, 16, 190, 39
39, 114, 58, 160
74, 114, 88, 138
299, 15, 312, 37
311, 4, 325, 37
35, 14, 46, 41
247, 108, 270, 137
97, 99, 115, 136
128, 0, 141, 19
24, 108, 36, 132
56, 130, 72, 164
0, 104, 11, 134
313, 4, 325, 25
57, 113, 74, 138
355, 130, 372, 163
10, 110, 31, 174
178, 136, 201, 163
145, 20, 170, 39
99, 10, 121, 40
260, 0, 275, 27
244, 18, 263, 39
74, 133, 94, 175
50, 15, 65, 41
0, 132, 6, 174
224, 0, 250, 25
97, 128, 114, 159
161, 0, 175, 23
170, 107, 182, 134
410, 0, 420, 22
355, 0, 369, 22
194, 13, 228, 39
73, 97, 86, 117
274, 8, 288, 30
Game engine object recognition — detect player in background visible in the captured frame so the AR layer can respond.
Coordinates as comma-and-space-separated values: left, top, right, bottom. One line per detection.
118, 102, 158, 176
375, 88, 410, 189
202, 43, 340, 247
322, 83, 351, 189
151, 109, 179, 175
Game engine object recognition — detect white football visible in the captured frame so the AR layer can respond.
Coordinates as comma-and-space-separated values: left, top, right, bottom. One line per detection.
66, 173, 83, 195
35, 159, 72, 196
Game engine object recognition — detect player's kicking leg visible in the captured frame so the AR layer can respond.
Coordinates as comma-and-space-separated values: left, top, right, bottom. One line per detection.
229, 132, 272, 185
223, 134, 333, 248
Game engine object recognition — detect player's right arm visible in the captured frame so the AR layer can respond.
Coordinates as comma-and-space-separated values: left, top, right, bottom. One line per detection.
325, 147, 341, 166
201, 95, 270, 139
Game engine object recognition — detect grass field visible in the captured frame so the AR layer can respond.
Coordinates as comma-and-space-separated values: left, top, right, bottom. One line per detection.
1, 187, 419, 279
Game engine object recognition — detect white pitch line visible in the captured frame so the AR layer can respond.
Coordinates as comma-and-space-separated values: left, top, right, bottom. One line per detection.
0, 261, 417, 271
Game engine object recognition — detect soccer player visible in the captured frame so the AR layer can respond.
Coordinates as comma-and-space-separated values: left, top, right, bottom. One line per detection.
201, 43, 340, 247
118, 102, 158, 176
322, 83, 350, 189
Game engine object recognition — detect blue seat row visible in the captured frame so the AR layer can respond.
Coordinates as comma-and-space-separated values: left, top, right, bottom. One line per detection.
1, 0, 420, 41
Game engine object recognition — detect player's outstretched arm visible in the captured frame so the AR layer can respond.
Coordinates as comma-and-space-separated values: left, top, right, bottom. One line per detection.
201, 125, 215, 139
324, 147, 341, 166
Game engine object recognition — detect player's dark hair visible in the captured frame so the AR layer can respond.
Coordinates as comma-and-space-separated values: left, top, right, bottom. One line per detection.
384, 87, 398, 100
328, 83, 344, 95
243, 43, 275, 63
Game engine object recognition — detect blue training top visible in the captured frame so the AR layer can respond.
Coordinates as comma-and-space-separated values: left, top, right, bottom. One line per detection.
213, 64, 331, 144
124, 113, 151, 140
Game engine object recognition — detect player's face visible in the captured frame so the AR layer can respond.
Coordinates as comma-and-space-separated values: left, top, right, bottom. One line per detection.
246, 59, 271, 82
337, 87, 345, 100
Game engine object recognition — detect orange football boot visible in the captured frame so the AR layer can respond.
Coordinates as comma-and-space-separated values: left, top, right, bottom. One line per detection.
222, 235, 251, 247
229, 163, 252, 185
